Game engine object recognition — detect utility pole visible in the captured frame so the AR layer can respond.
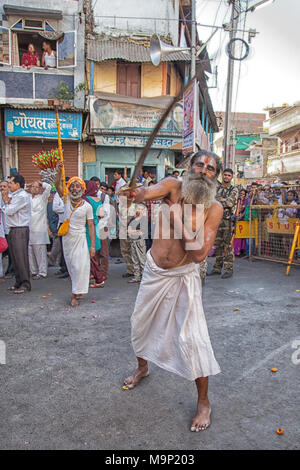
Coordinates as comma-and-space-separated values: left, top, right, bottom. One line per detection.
223, 0, 239, 169
191, 0, 196, 78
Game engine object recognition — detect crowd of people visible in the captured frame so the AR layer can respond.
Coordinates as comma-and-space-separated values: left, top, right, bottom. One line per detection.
0, 166, 161, 303
0, 165, 299, 301
231, 181, 300, 258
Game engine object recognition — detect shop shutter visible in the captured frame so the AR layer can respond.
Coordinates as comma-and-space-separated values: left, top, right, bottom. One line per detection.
17, 140, 79, 184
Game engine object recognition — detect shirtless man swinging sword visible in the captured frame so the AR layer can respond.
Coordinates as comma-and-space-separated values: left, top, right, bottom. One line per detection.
121, 150, 223, 432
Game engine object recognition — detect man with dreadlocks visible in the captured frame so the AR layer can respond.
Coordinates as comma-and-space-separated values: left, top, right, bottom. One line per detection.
55, 163, 95, 307
122, 150, 223, 432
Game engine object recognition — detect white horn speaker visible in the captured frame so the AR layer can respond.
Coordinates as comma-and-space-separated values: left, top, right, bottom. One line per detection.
150, 35, 190, 67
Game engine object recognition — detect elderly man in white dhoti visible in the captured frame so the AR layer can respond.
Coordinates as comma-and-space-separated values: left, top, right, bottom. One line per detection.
28, 180, 51, 279
55, 164, 95, 307
122, 150, 223, 432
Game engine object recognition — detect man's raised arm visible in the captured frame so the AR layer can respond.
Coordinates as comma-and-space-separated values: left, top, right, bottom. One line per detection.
124, 177, 179, 203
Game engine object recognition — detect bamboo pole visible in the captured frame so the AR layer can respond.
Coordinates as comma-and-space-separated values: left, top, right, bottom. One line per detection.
55, 107, 67, 202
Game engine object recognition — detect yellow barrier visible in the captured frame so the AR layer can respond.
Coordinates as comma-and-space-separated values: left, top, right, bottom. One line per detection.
243, 204, 300, 266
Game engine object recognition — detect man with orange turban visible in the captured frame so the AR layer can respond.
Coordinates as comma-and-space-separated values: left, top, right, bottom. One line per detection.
55, 165, 95, 307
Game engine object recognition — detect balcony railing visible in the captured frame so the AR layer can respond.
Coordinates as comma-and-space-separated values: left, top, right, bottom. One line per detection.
280, 141, 300, 154
0, 66, 74, 103
267, 148, 300, 175
269, 106, 300, 135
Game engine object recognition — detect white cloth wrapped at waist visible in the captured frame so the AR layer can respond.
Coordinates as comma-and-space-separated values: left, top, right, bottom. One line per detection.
131, 250, 221, 381
62, 198, 93, 294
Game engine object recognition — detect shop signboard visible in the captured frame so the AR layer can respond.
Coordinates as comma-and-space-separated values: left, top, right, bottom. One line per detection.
5, 109, 82, 140
95, 135, 181, 149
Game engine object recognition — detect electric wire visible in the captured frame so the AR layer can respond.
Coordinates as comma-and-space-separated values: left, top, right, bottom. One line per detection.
232, 0, 249, 119
210, 1, 232, 112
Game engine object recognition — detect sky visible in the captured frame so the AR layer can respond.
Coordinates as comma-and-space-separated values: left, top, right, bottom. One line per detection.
196, 0, 300, 114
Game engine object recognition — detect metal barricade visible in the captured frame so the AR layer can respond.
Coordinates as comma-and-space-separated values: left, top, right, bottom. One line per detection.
248, 204, 300, 265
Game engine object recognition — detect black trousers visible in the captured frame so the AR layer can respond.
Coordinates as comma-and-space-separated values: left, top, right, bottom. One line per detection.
4, 234, 14, 275
7, 227, 31, 290
58, 225, 68, 273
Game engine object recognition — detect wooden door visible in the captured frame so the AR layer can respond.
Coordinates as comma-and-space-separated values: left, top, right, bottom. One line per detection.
117, 63, 141, 98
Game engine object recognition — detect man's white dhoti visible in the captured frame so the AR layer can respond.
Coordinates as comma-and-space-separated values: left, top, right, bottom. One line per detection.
131, 250, 221, 381
62, 199, 93, 295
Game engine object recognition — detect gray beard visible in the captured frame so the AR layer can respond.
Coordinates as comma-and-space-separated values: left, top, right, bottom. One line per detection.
181, 171, 216, 208
70, 189, 83, 201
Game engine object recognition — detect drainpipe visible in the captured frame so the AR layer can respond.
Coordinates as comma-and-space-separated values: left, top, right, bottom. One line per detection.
89, 61, 95, 96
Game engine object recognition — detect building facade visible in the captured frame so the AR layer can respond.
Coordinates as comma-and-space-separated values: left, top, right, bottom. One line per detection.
0, 0, 85, 180
266, 104, 300, 181
82, 0, 218, 184
214, 111, 267, 182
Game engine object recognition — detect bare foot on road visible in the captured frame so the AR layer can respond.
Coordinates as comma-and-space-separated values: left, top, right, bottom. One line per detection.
124, 365, 149, 389
70, 297, 79, 307
190, 401, 211, 432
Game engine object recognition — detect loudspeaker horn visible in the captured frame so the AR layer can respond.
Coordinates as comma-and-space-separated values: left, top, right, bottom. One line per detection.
149, 35, 190, 67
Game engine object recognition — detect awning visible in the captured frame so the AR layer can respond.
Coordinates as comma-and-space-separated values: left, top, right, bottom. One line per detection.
235, 135, 261, 150
3, 4, 63, 20
87, 38, 191, 63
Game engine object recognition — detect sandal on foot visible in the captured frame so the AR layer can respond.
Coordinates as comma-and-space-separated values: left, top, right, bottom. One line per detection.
90, 282, 105, 288
14, 288, 27, 294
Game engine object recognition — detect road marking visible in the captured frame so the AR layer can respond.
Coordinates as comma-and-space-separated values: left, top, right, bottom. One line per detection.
232, 338, 300, 384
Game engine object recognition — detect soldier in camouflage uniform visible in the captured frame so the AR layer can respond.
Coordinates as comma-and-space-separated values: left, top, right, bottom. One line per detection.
199, 258, 208, 286
208, 168, 238, 279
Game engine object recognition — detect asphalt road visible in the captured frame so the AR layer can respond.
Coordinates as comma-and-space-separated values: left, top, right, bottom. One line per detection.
0, 256, 299, 450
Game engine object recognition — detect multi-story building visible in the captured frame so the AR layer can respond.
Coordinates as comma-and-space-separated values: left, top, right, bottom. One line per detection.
82, 0, 218, 184
265, 103, 300, 181
214, 111, 267, 182
244, 136, 278, 182
0, 1, 85, 180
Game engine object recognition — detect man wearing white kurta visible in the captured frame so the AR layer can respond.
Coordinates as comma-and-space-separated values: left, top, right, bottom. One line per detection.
2, 174, 32, 293
29, 181, 51, 278
0, 181, 10, 279
55, 165, 95, 307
